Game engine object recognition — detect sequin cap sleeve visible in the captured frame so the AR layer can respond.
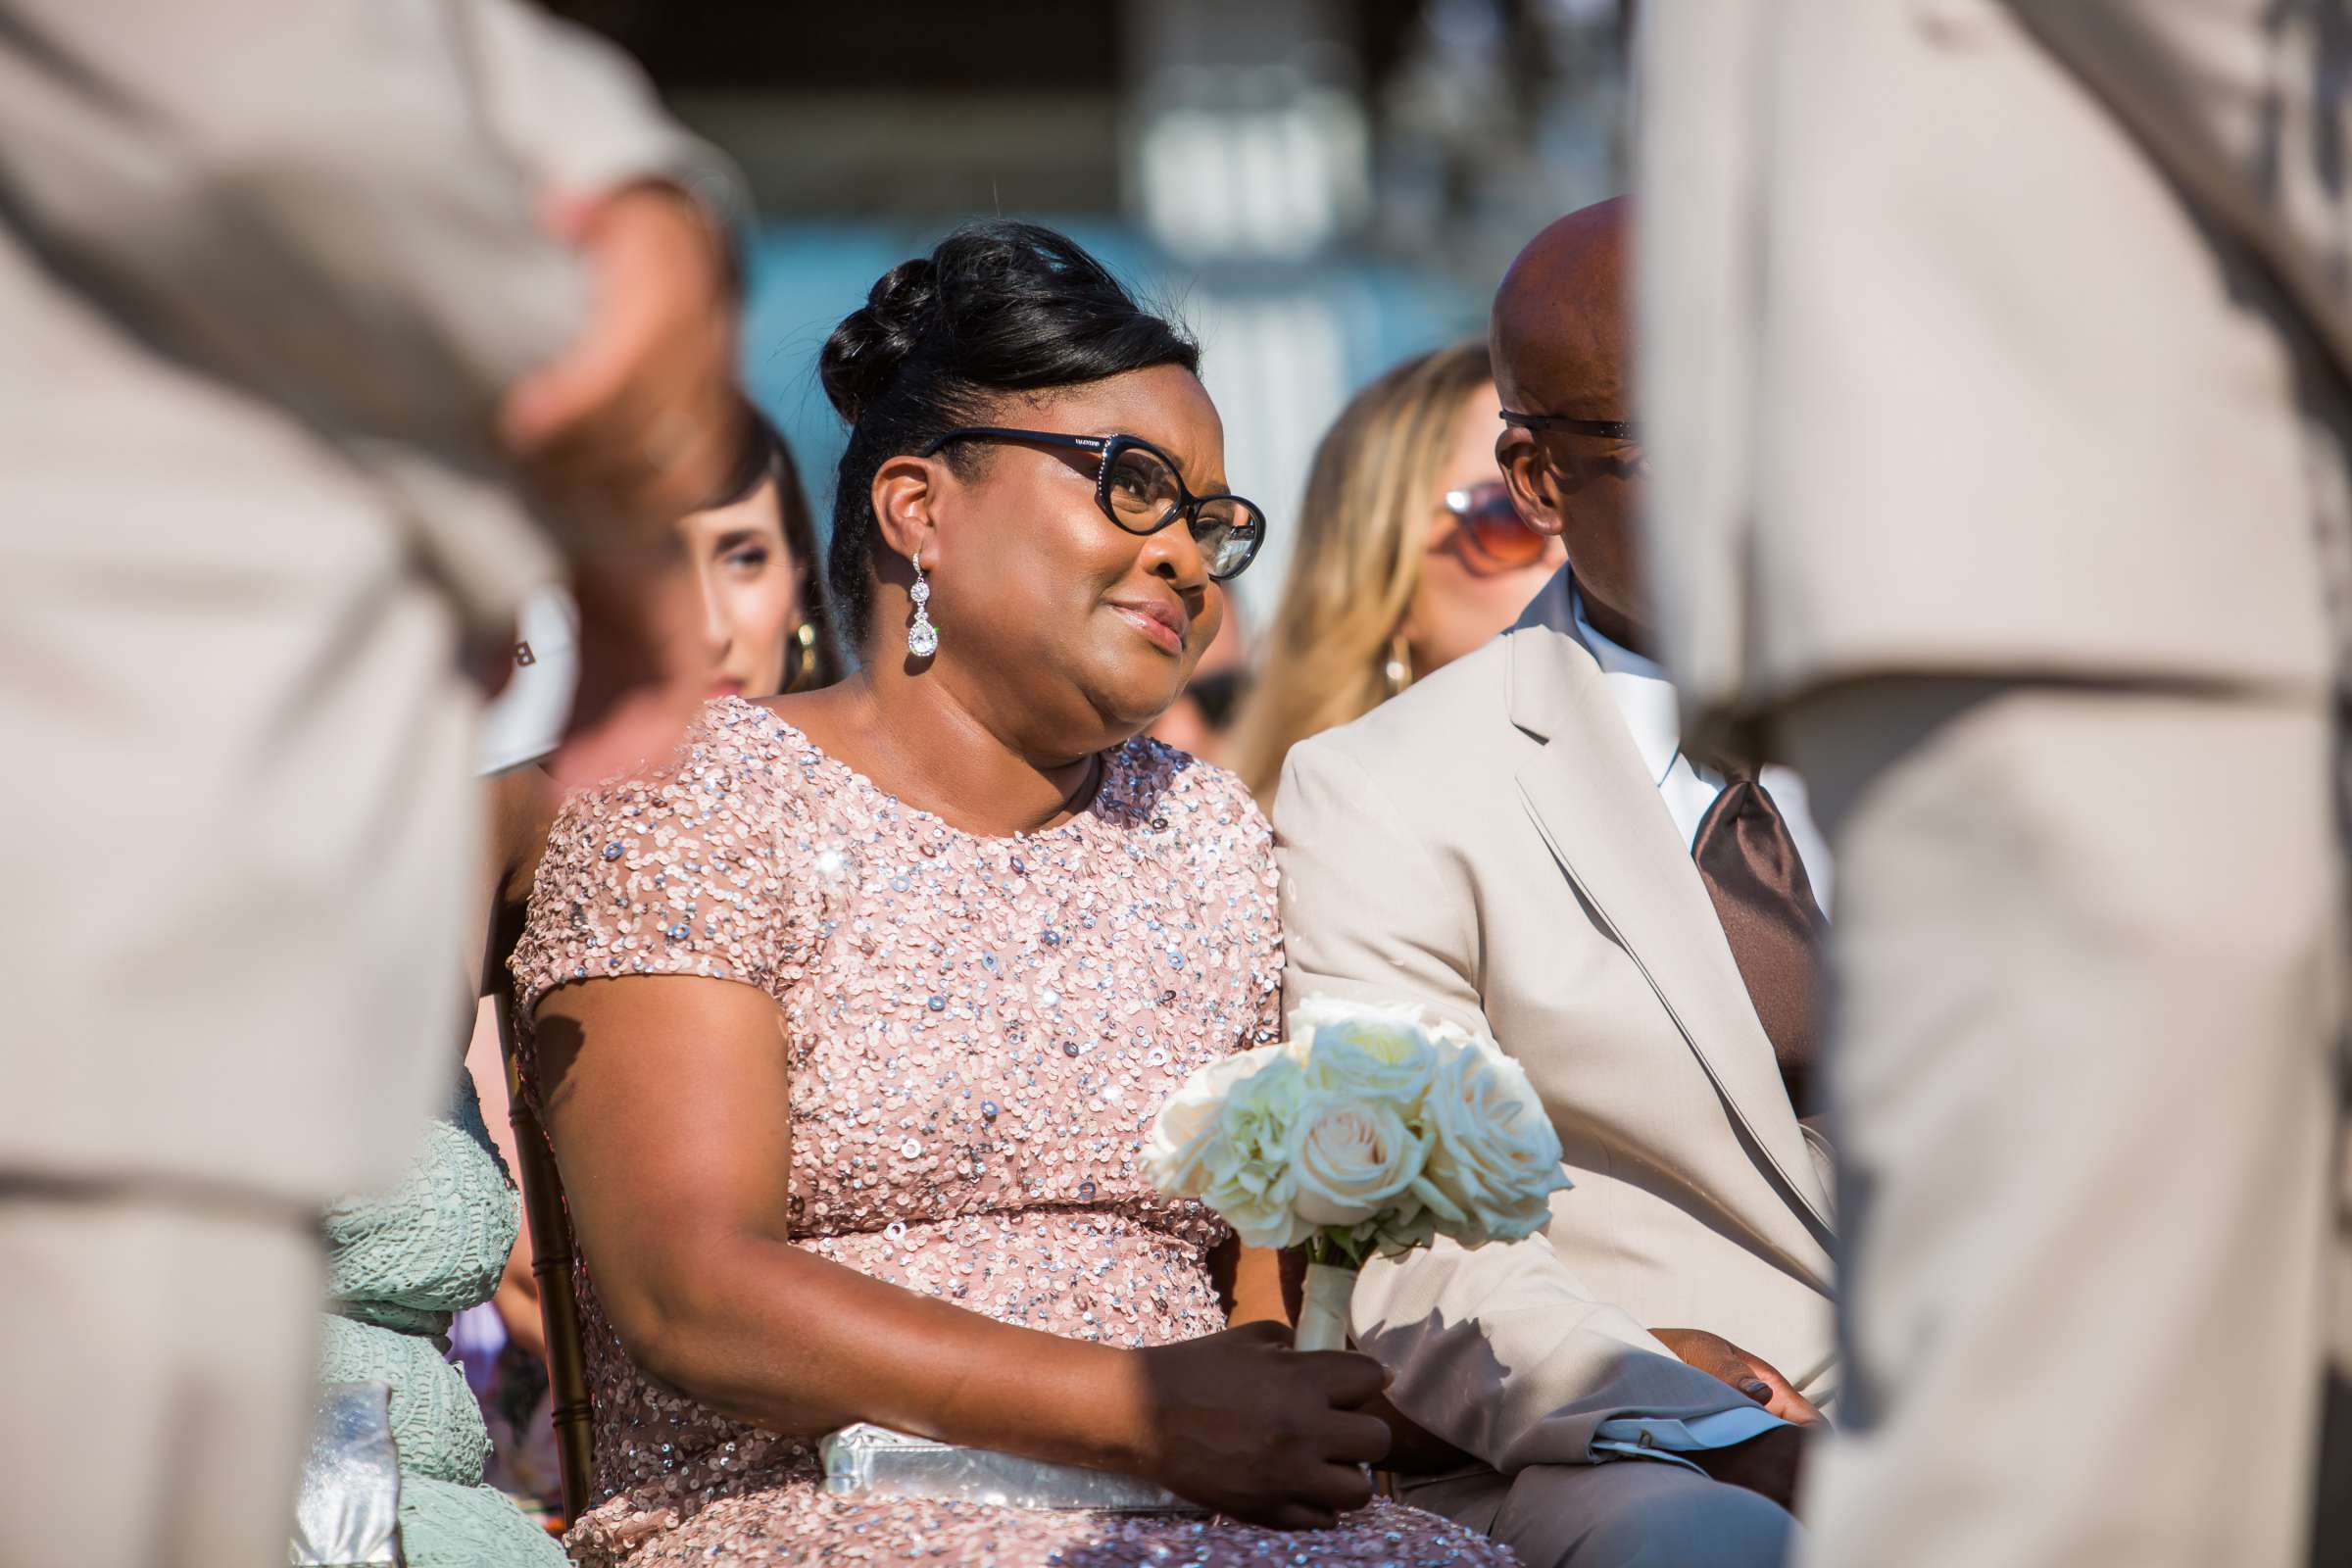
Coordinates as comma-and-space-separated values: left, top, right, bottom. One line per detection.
511, 703, 802, 1020
1208, 756, 1287, 1050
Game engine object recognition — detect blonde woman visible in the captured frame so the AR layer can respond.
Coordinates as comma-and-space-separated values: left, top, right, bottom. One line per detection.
1231, 341, 1565, 802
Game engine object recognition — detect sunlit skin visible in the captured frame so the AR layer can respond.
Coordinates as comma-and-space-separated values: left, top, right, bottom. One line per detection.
1146, 591, 1247, 765
1491, 195, 1650, 656
779, 363, 1228, 840
680, 476, 804, 701
1401, 378, 1567, 676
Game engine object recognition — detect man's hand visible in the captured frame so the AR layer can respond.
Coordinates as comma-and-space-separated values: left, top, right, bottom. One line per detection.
500, 182, 747, 782
1361, 1389, 1476, 1478
1650, 1328, 1824, 1426
501, 182, 746, 534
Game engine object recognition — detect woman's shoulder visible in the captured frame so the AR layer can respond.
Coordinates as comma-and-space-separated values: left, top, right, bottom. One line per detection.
549, 698, 810, 840
1102, 735, 1273, 856
516, 699, 818, 1010
527, 697, 831, 944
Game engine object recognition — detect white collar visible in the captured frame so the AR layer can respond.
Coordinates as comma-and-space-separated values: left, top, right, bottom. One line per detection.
1570, 584, 1685, 788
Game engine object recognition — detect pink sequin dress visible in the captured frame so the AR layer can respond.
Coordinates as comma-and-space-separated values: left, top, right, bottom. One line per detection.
510, 697, 1513, 1568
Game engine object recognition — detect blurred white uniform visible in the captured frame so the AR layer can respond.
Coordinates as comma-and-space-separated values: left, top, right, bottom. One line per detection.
0, 4, 735, 1563
479, 589, 583, 776
1639, 4, 2348, 1565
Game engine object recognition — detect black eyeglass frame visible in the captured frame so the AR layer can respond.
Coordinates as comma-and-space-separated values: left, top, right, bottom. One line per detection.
919, 425, 1267, 581
1498, 411, 1641, 442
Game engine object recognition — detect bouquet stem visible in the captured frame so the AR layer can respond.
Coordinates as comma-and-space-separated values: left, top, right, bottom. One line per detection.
1293, 1260, 1360, 1352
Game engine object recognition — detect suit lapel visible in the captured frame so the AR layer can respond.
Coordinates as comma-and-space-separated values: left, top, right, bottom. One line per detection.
1504, 586, 1836, 1242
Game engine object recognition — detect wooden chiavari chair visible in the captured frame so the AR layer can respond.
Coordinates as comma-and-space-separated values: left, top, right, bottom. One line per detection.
494, 994, 596, 1525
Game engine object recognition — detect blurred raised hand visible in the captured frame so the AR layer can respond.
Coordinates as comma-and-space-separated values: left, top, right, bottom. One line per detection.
502, 183, 751, 783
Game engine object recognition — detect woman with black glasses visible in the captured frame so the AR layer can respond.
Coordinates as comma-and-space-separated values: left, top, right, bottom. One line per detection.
505, 222, 1509, 1568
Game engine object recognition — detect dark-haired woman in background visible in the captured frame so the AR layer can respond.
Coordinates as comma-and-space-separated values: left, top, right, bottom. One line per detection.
505, 222, 1513, 1566
675, 413, 847, 701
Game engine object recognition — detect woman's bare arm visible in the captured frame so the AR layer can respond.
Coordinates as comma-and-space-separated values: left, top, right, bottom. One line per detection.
1227, 1244, 1292, 1328
531, 973, 1393, 1526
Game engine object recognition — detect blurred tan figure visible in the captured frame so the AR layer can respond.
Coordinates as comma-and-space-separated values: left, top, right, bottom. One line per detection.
1639, 5, 2349, 1565
0, 2, 746, 1564
1231, 341, 1563, 803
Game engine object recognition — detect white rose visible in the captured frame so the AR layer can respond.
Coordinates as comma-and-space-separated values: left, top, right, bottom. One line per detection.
1296, 1013, 1442, 1109
1286, 996, 1427, 1051
1143, 1043, 1289, 1198
1291, 1094, 1430, 1227
1421, 1015, 1480, 1052
1195, 1054, 1315, 1250
1418, 1040, 1571, 1244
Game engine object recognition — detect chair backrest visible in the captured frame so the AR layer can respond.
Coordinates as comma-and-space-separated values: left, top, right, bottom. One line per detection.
494, 993, 596, 1524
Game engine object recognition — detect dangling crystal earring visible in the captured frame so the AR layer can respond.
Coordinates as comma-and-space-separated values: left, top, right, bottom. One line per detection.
906, 548, 939, 659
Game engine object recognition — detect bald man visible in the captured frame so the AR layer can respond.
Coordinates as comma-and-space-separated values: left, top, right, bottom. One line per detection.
1276, 197, 1834, 1568
1639, 7, 2348, 1567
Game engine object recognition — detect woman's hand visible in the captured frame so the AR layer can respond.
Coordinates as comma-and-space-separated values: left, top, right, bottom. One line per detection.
1129, 1322, 1393, 1530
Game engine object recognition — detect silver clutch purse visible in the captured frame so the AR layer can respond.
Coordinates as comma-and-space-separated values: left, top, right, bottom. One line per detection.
818, 1424, 1204, 1513
290, 1381, 404, 1566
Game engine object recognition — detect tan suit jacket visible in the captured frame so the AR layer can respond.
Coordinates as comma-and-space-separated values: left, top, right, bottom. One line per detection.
0, 0, 735, 1206
1638, 0, 2339, 733
1276, 571, 1836, 1472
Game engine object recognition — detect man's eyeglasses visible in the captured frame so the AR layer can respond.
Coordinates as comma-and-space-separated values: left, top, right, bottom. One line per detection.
1436, 480, 1548, 570
1498, 411, 1640, 442
920, 426, 1267, 581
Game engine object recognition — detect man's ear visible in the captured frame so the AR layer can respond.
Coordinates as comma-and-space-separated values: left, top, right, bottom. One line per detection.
1495, 430, 1565, 537
871, 454, 941, 564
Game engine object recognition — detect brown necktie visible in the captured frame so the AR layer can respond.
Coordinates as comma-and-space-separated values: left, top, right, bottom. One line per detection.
1690, 763, 1829, 1117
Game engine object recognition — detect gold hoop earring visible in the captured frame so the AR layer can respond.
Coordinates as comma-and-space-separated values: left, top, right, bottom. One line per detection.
1383, 633, 1414, 698
779, 620, 818, 694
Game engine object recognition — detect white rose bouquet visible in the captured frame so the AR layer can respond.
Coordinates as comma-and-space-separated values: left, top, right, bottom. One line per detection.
1143, 999, 1571, 1350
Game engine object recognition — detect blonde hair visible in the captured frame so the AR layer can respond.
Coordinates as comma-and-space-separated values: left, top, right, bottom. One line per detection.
1230, 340, 1494, 804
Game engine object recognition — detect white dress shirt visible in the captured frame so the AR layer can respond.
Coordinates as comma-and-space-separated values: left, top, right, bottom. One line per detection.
1574, 587, 1831, 1467
1571, 589, 1833, 911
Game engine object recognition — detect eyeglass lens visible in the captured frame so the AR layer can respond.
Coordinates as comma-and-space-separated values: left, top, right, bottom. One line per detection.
1104, 443, 1262, 579
1447, 481, 1546, 568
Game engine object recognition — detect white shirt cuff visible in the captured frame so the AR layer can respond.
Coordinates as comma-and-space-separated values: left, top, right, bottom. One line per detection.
1591, 1406, 1788, 1470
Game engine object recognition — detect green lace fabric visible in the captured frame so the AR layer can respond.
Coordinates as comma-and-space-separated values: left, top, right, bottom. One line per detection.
319, 1071, 565, 1568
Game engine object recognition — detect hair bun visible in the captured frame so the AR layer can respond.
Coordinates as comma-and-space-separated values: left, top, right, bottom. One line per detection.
819, 257, 942, 423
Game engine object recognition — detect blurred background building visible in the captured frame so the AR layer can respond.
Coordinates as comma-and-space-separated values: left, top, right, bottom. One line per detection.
551, 0, 1632, 624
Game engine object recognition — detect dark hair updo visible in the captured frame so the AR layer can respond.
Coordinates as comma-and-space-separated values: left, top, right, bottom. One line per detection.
818, 220, 1201, 646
